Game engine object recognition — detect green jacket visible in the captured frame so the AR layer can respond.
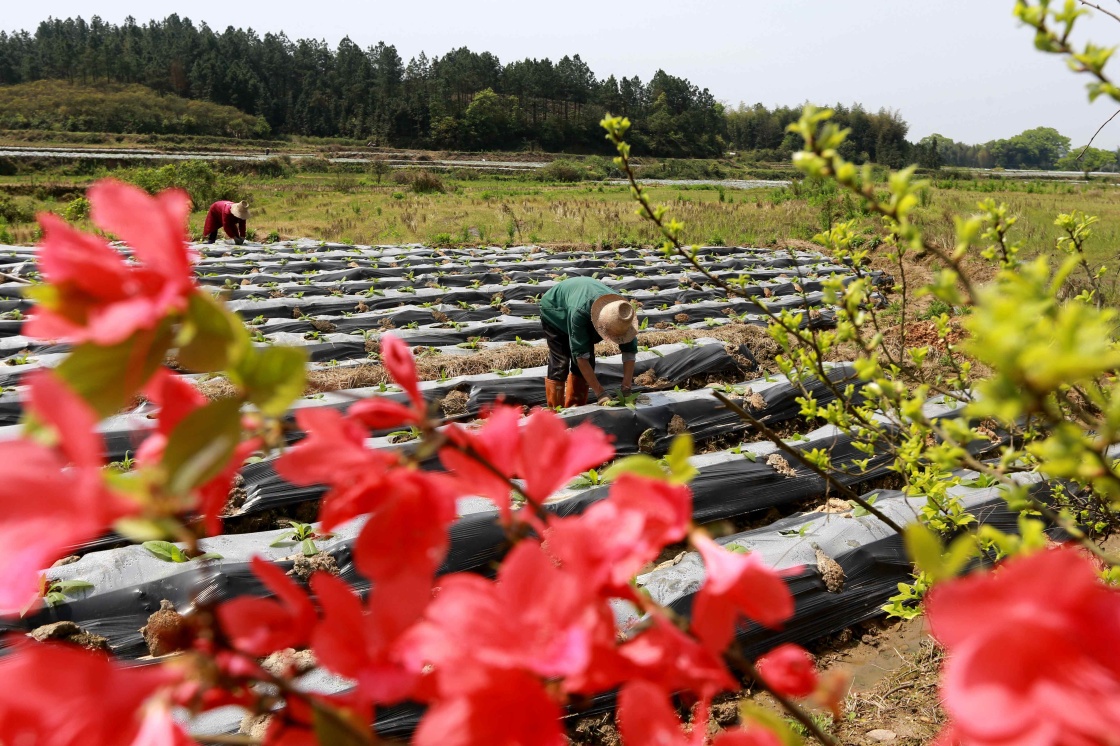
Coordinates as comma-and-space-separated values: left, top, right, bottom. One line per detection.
539, 277, 639, 359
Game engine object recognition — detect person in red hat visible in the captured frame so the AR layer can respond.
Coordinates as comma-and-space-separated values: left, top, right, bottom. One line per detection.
203, 200, 250, 245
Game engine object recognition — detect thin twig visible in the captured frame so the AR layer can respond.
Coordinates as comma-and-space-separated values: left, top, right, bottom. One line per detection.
726, 647, 842, 746
0, 271, 31, 285
1079, 0, 1120, 24
712, 390, 906, 533
1076, 107, 1120, 160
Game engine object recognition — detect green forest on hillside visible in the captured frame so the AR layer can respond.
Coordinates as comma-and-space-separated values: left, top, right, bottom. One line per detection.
0, 15, 1114, 170
0, 80, 269, 137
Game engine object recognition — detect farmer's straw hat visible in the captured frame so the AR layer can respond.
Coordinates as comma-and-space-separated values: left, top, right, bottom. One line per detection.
591, 294, 639, 344
230, 201, 250, 220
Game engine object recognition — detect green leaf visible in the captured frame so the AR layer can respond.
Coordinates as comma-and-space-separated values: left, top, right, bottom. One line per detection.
193, 552, 224, 562
176, 292, 250, 373
143, 540, 188, 563
161, 398, 244, 496
739, 702, 804, 746
301, 538, 320, 557
43, 592, 68, 607
665, 433, 699, 484
904, 523, 948, 580
54, 323, 173, 418
603, 454, 668, 482
852, 493, 879, 517
233, 346, 308, 416
270, 531, 297, 547
50, 580, 93, 593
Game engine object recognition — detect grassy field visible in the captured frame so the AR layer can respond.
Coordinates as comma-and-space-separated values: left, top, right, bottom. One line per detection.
2, 165, 1119, 278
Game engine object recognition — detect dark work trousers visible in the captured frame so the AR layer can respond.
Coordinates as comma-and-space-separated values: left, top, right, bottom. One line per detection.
542, 321, 594, 382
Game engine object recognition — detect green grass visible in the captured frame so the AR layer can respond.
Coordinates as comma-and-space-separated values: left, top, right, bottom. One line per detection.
1, 165, 1118, 279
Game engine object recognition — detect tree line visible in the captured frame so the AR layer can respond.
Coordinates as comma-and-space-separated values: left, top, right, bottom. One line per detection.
915, 127, 1120, 173
0, 15, 728, 156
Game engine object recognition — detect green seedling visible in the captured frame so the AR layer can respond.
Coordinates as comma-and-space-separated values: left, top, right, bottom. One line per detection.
142, 541, 222, 563
568, 468, 605, 489
43, 579, 94, 607
270, 521, 332, 557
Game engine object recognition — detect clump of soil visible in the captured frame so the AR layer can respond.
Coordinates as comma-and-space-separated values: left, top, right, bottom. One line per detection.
288, 552, 340, 581
674, 313, 691, 324
439, 389, 470, 417
766, 453, 797, 477
50, 555, 80, 567
261, 648, 318, 678
668, 415, 689, 435
746, 391, 767, 410
308, 318, 337, 333
222, 473, 249, 515
29, 621, 111, 653
638, 428, 657, 454
140, 599, 193, 657
815, 548, 846, 593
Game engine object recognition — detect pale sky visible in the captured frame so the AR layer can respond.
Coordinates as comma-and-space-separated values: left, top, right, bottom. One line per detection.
9, 1, 1120, 148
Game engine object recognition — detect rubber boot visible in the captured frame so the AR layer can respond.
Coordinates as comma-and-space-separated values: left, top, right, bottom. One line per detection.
545, 378, 565, 409
564, 373, 590, 408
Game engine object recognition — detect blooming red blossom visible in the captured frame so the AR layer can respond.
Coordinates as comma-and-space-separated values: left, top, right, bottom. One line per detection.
441, 405, 613, 522
0, 640, 185, 746
414, 667, 566, 746
690, 532, 796, 654
519, 408, 614, 504
756, 643, 818, 698
0, 372, 138, 614
311, 572, 426, 705
440, 403, 523, 520
570, 614, 736, 700
136, 368, 258, 535
217, 556, 317, 656
546, 474, 692, 594
350, 469, 458, 590
276, 407, 399, 529
403, 540, 613, 691
926, 546, 1120, 746
379, 333, 425, 411
347, 397, 423, 430
26, 179, 196, 346
617, 679, 707, 746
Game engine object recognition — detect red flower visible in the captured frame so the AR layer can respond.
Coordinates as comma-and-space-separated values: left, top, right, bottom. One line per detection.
414, 668, 566, 746
617, 679, 707, 746
0, 640, 183, 746
756, 643, 818, 698
403, 540, 612, 690
217, 556, 317, 656
351, 469, 458, 589
926, 547, 1120, 746
348, 397, 423, 430
569, 614, 736, 700
379, 334, 424, 411
0, 372, 137, 614
443, 405, 613, 522
519, 408, 614, 504
26, 179, 195, 345
690, 532, 796, 654
546, 474, 692, 594
311, 572, 425, 705
276, 407, 399, 529
136, 368, 258, 535
440, 404, 523, 520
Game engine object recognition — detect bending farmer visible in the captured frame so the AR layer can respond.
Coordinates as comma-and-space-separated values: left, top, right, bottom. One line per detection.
539, 276, 639, 408
203, 200, 250, 245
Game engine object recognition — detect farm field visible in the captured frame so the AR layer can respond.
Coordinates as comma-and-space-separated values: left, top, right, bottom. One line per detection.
3, 169, 1120, 278
0, 237, 1032, 742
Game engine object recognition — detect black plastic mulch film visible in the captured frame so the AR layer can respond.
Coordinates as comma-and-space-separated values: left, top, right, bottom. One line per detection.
0, 240, 947, 737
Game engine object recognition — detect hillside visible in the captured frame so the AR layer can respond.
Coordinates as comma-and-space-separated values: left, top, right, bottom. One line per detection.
0, 80, 270, 138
